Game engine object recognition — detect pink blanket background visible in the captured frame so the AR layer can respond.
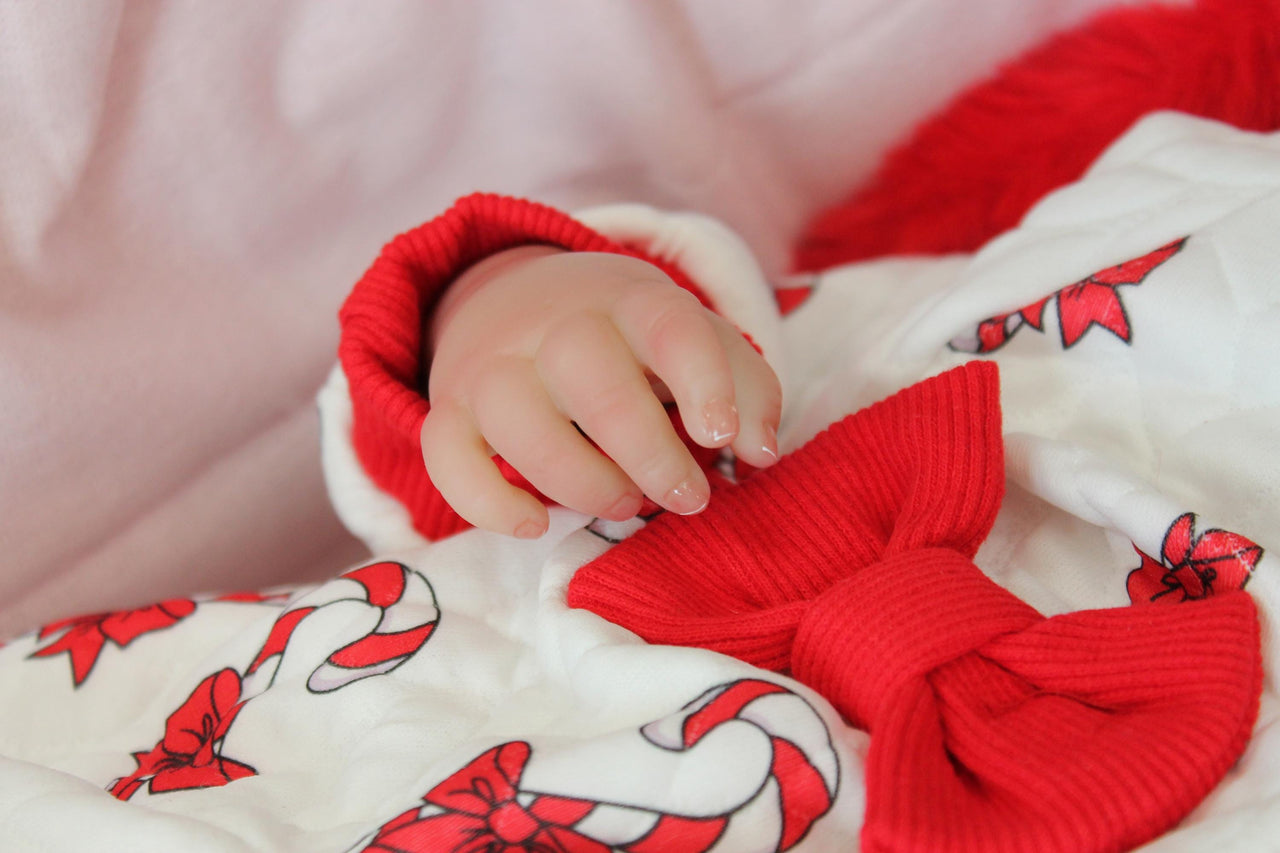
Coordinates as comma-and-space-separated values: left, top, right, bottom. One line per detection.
0, 0, 1141, 635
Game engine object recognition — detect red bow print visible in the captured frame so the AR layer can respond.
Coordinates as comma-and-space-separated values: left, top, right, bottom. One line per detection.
361, 742, 608, 853
29, 598, 196, 686
360, 737, 747, 853
105, 562, 442, 804
1128, 512, 1263, 604
970, 296, 1049, 353
569, 362, 1261, 853
110, 668, 255, 800
359, 674, 842, 853
951, 237, 1186, 353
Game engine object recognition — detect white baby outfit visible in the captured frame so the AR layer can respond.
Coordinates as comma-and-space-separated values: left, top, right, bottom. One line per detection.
1, 113, 1278, 852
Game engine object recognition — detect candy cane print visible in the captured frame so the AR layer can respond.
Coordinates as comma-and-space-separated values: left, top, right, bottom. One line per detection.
241, 561, 439, 697
350, 678, 839, 853
636, 679, 839, 852
535, 678, 839, 851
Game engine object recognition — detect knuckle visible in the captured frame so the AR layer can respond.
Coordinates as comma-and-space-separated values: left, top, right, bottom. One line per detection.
513, 424, 576, 473
617, 277, 694, 315
642, 296, 710, 351
535, 312, 610, 377
517, 443, 628, 515
470, 356, 525, 412
576, 375, 644, 427
599, 252, 676, 286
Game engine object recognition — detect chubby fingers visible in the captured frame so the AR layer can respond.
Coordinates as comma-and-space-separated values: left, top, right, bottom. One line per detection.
613, 283, 782, 469
468, 356, 644, 522
421, 397, 552, 537
708, 312, 783, 469
537, 312, 711, 516
612, 284, 739, 449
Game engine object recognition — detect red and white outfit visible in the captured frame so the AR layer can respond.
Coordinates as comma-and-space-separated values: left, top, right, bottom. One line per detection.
1, 113, 1278, 852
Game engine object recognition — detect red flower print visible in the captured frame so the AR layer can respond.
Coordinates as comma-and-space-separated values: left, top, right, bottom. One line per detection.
109, 668, 256, 800
950, 237, 1186, 353
1127, 512, 1263, 604
29, 598, 197, 686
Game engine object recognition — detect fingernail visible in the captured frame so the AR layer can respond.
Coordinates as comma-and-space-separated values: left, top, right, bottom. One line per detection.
664, 477, 710, 515
514, 518, 547, 539
605, 493, 642, 521
702, 398, 739, 446
760, 423, 779, 462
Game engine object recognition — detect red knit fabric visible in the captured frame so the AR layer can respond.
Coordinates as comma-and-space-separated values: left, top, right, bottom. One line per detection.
338, 193, 712, 540
567, 362, 1262, 852
794, 0, 1280, 271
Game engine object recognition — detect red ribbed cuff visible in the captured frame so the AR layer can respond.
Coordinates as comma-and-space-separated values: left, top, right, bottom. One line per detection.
337, 193, 710, 540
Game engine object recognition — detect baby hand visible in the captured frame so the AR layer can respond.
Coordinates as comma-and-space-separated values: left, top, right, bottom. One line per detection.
422, 246, 782, 538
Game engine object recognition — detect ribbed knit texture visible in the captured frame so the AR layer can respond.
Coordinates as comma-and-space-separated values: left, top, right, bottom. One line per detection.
338, 193, 711, 540
567, 362, 1263, 853
793, 0, 1280, 272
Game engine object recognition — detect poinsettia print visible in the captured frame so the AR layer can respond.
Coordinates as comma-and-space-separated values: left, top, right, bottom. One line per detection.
357, 741, 727, 853
28, 598, 197, 687
1127, 512, 1263, 604
950, 237, 1187, 353
110, 668, 256, 800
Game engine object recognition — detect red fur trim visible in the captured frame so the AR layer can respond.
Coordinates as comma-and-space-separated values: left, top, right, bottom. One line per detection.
794, 0, 1280, 272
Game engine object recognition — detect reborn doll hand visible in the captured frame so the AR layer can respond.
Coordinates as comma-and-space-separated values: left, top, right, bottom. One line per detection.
422, 246, 782, 538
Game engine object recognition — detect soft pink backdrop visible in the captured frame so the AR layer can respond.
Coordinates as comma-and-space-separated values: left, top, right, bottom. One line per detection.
0, 0, 1143, 634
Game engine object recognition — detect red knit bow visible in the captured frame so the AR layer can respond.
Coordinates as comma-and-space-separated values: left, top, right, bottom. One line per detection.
567, 362, 1262, 853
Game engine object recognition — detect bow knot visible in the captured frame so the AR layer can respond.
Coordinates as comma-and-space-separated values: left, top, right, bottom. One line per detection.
793, 548, 1039, 731
569, 362, 1262, 852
